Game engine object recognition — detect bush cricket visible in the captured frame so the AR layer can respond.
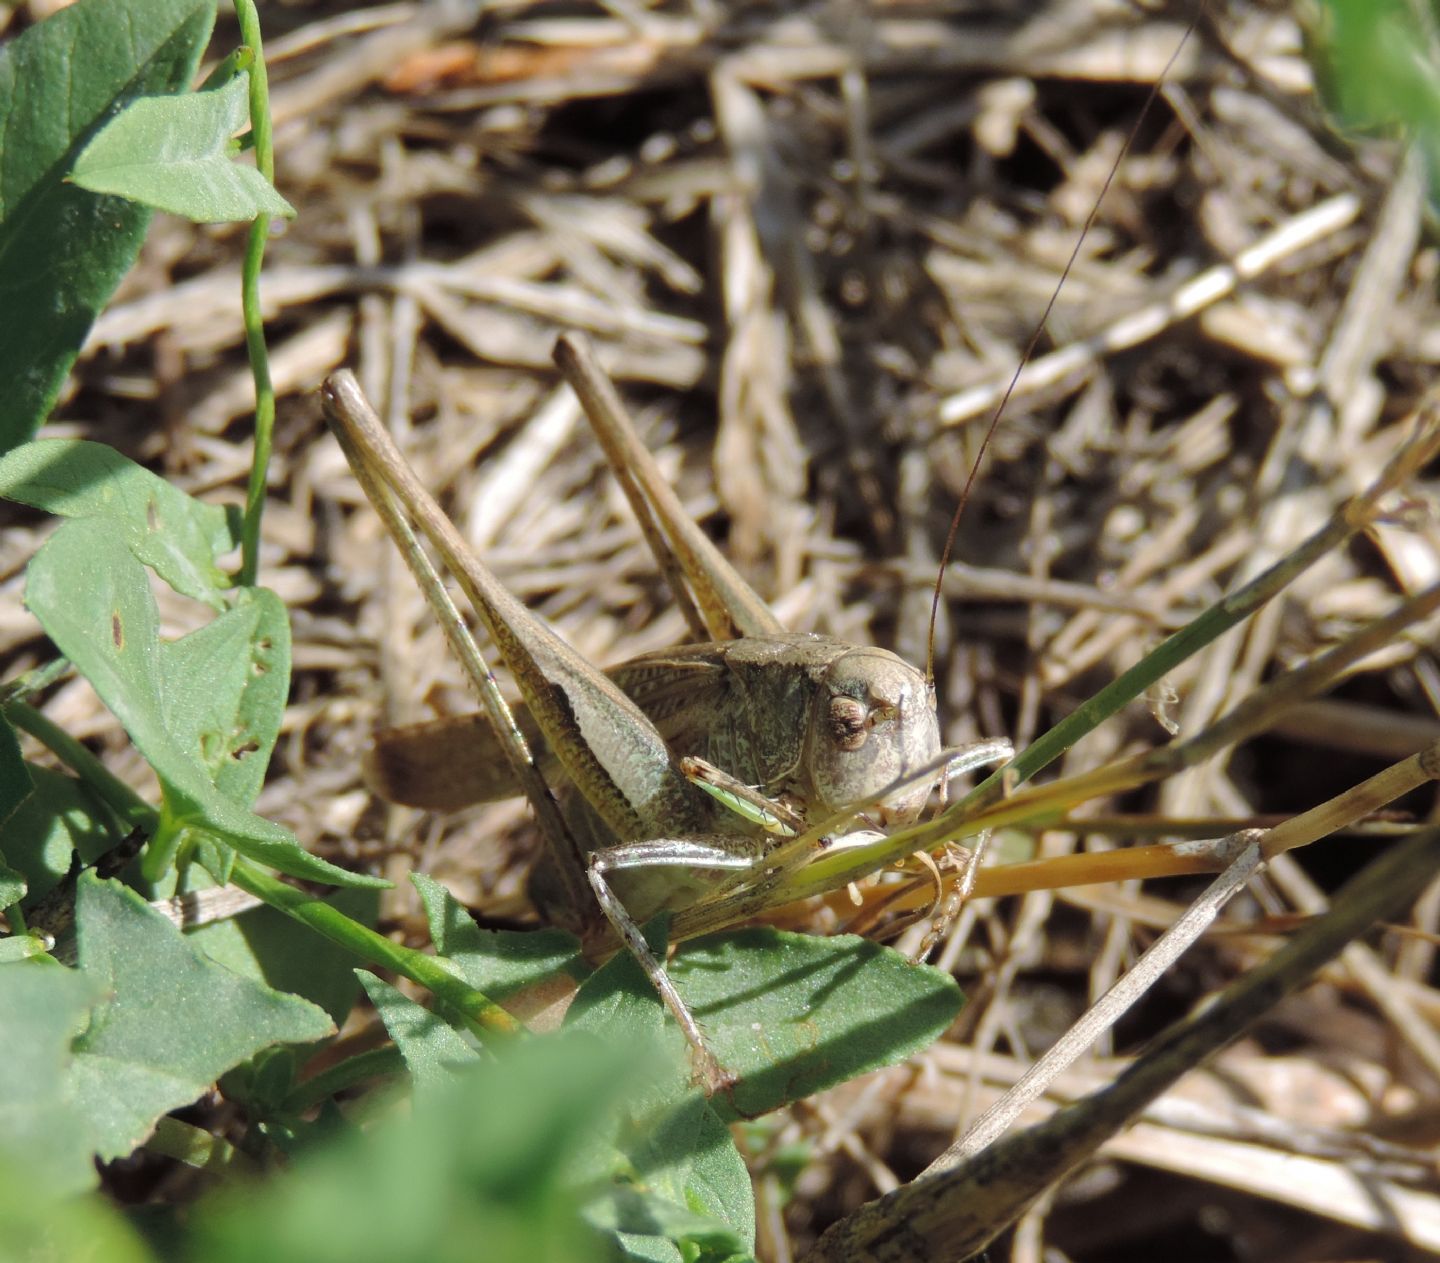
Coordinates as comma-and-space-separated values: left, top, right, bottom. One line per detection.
323, 316, 1440, 1096
321, 348, 1012, 1089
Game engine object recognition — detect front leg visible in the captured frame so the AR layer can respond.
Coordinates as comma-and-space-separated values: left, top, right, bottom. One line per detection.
588, 837, 765, 1093
679, 755, 805, 835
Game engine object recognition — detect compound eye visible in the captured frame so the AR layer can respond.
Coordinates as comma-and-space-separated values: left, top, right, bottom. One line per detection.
826, 696, 869, 751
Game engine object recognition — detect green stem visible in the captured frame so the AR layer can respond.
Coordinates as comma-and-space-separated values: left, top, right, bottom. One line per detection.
230, 860, 521, 1044
0, 657, 71, 706
233, 0, 277, 587
146, 1115, 257, 1176
5, 702, 518, 1046
962, 509, 1357, 808
198, 43, 254, 92
3, 700, 153, 834
283, 1046, 406, 1114
140, 815, 188, 883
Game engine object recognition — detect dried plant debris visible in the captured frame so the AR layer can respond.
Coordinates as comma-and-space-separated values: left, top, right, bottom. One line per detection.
6, 1, 1440, 1258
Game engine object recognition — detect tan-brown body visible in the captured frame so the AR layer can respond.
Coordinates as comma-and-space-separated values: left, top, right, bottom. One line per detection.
367, 632, 941, 920
325, 341, 963, 1088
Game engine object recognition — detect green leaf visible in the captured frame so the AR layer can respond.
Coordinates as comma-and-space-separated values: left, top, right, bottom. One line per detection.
0, 957, 104, 1194
566, 924, 756, 1261
680, 929, 963, 1119
0, 1153, 157, 1263
0, 439, 237, 606
0, 0, 216, 447
24, 519, 384, 889
70, 874, 333, 1162
1306, 1, 1440, 214
586, 1187, 749, 1262
0, 764, 114, 904
159, 588, 289, 807
606, 1071, 753, 1253
1309, 0, 1440, 132
358, 971, 481, 1099
0, 936, 53, 963
417, 872, 588, 1000
565, 926, 963, 1258
0, 865, 23, 912
570, 927, 963, 1119
71, 72, 295, 223
613, 1235, 683, 1263
191, 1035, 634, 1263
592, 1102, 756, 1263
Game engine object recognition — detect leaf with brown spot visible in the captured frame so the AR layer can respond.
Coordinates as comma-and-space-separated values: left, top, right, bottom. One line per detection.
25, 519, 381, 890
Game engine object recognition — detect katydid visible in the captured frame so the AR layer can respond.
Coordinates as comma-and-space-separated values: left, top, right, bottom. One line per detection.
321, 342, 1011, 1090
323, 330, 1440, 1094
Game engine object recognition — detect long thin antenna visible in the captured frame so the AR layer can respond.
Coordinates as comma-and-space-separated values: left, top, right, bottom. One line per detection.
924, 14, 1202, 687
